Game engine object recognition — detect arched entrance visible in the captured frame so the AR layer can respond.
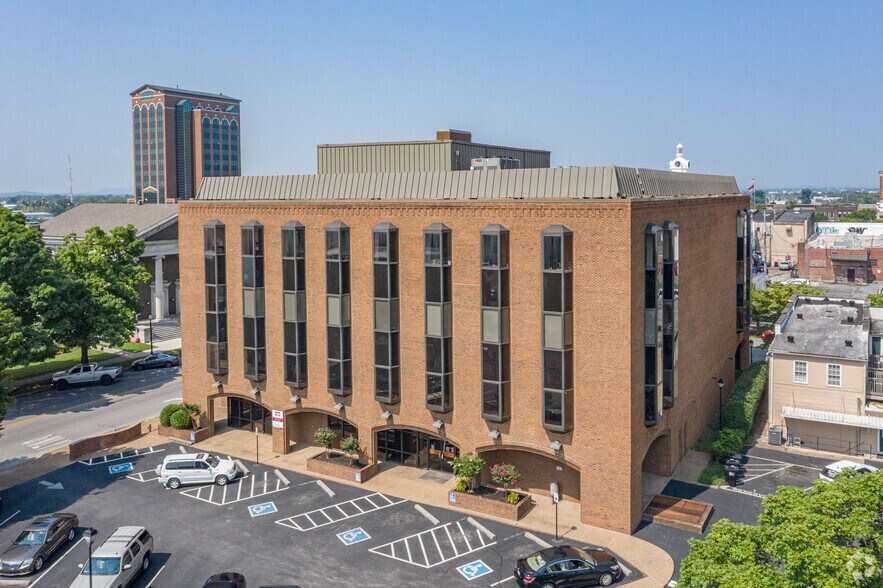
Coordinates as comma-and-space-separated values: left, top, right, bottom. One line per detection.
288, 411, 358, 447
225, 396, 272, 433
477, 446, 580, 501
375, 428, 459, 473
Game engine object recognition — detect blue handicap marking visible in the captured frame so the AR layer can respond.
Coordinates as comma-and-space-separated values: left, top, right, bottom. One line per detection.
337, 527, 370, 545
248, 502, 278, 517
457, 560, 492, 581
108, 463, 133, 474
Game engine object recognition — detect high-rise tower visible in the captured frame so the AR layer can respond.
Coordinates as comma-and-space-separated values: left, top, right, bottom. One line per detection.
130, 84, 241, 203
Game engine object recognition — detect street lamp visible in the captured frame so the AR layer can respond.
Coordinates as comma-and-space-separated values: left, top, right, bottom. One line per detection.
148, 314, 154, 354
717, 378, 725, 430
84, 527, 97, 588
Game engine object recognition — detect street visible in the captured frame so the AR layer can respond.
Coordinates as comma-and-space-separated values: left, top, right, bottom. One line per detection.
0, 367, 182, 471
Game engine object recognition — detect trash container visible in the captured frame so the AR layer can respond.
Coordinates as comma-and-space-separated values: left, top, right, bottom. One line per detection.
724, 465, 741, 487
768, 427, 783, 446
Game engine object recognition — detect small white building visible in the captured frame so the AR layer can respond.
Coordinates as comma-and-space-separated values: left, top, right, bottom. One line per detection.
669, 143, 690, 173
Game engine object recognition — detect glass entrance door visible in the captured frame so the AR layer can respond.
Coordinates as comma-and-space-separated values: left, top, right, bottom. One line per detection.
377, 429, 458, 472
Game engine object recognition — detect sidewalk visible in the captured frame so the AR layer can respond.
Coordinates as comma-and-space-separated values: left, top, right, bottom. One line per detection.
195, 429, 675, 587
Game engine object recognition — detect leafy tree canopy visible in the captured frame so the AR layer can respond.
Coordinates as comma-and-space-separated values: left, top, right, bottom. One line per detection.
751, 283, 827, 325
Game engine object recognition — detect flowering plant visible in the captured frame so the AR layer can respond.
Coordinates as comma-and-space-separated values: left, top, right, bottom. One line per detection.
490, 463, 519, 490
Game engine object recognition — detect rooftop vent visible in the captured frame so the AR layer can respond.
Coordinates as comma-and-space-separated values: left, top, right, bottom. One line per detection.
846, 340, 853, 347
847, 316, 855, 323
787, 335, 795, 343
849, 300, 856, 306
796, 313, 803, 319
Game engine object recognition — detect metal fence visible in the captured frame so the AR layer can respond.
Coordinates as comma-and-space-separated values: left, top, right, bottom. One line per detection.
787, 433, 872, 456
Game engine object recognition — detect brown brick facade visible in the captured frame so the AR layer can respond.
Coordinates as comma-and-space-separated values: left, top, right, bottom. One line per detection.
179, 195, 748, 533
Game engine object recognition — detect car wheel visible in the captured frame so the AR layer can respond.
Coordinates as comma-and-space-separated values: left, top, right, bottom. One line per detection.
100, 375, 112, 386
34, 557, 43, 572
168, 477, 181, 489
541, 583, 554, 588
68, 528, 75, 541
142, 551, 150, 571
134, 364, 143, 371
164, 361, 172, 368
55, 379, 68, 390
599, 572, 615, 586
215, 474, 229, 486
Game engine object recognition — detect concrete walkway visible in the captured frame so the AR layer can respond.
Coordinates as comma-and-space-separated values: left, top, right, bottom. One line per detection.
195, 429, 675, 587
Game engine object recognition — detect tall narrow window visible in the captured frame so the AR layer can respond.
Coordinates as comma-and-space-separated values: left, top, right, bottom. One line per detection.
242, 221, 266, 381
373, 223, 400, 404
662, 222, 679, 409
175, 100, 193, 198
481, 225, 510, 422
644, 225, 664, 426
282, 222, 307, 388
204, 221, 227, 374
211, 119, 221, 176
542, 226, 573, 432
326, 222, 351, 395
425, 224, 453, 412
736, 210, 751, 332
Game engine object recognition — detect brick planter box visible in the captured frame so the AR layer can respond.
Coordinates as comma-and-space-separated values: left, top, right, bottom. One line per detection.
448, 487, 532, 521
307, 451, 378, 484
158, 424, 211, 444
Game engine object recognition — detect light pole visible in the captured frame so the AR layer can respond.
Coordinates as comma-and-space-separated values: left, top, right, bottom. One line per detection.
148, 315, 154, 354
84, 528, 96, 588
717, 378, 725, 431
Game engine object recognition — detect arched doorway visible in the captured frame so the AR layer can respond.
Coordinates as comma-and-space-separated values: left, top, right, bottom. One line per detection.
477, 447, 580, 501
288, 411, 358, 447
375, 428, 459, 473
226, 396, 271, 433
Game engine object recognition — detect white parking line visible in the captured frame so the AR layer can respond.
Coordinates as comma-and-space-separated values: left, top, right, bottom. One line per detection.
147, 562, 167, 587
29, 536, 84, 586
490, 578, 514, 586
276, 492, 406, 531
0, 510, 21, 527
126, 469, 160, 483
369, 519, 496, 568
743, 454, 823, 470
78, 447, 163, 466
180, 471, 288, 506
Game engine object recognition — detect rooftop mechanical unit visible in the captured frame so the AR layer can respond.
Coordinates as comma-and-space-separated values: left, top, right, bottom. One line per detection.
470, 156, 521, 171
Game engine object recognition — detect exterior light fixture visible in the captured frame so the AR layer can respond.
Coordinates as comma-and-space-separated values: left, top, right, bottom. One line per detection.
380, 411, 392, 420
488, 430, 500, 440
290, 395, 300, 403
212, 381, 223, 389
333, 402, 344, 411
432, 419, 444, 429
249, 387, 259, 395
549, 440, 563, 451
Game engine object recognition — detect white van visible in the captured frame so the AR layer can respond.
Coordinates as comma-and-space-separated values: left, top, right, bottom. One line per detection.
156, 453, 239, 489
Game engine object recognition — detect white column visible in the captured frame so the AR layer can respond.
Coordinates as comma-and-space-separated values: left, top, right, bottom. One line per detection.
153, 255, 165, 320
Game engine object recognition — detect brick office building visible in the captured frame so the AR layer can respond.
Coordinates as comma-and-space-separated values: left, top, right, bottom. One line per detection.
179, 166, 750, 533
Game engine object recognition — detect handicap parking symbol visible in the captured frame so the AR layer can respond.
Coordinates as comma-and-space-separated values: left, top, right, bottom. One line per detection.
457, 560, 492, 581
337, 527, 371, 545
248, 502, 278, 517
108, 463, 133, 474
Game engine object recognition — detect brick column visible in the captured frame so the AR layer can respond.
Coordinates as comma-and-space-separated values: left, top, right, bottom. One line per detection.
272, 421, 289, 454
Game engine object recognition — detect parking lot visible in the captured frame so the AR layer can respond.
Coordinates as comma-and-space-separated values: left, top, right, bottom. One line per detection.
720, 446, 831, 498
0, 443, 640, 587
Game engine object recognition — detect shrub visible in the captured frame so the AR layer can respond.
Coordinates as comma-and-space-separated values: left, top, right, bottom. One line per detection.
491, 463, 520, 490
711, 428, 745, 462
183, 403, 202, 416
450, 452, 485, 492
340, 435, 361, 465
314, 427, 336, 457
455, 478, 468, 492
160, 403, 181, 427
169, 409, 192, 430
506, 491, 521, 505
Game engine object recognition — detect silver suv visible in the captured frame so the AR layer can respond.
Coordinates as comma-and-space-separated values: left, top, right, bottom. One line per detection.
156, 453, 239, 489
70, 527, 152, 588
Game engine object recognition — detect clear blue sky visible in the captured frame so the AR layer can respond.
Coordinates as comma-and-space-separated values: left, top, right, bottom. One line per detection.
1, 0, 881, 193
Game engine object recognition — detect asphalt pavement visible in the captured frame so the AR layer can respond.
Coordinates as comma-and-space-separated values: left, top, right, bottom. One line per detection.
0, 367, 182, 471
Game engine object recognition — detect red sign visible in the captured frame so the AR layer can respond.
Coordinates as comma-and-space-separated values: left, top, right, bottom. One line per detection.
272, 410, 283, 429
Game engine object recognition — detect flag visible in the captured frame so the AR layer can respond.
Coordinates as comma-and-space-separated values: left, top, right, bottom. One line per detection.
746, 179, 755, 191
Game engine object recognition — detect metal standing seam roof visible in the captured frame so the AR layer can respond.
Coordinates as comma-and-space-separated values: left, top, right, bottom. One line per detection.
196, 167, 739, 201
781, 406, 883, 430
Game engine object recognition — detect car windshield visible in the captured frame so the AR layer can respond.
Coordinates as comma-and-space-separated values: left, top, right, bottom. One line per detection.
573, 548, 597, 566
206, 455, 220, 468
14, 530, 45, 546
525, 552, 547, 572
82, 557, 121, 575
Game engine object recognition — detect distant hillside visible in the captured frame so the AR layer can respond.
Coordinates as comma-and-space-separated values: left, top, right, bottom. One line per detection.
0, 188, 132, 197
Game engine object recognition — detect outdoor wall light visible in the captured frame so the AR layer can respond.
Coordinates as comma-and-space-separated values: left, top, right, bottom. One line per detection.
549, 440, 563, 451
380, 411, 392, 420
488, 430, 500, 439
432, 419, 444, 429
249, 387, 260, 395
290, 395, 301, 403
212, 381, 223, 389
333, 402, 344, 411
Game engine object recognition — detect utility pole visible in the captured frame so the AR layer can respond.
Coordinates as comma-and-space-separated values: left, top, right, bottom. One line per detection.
66, 155, 74, 205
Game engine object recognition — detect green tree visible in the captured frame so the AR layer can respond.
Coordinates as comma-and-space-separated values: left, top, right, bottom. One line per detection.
679, 470, 883, 587
32, 225, 150, 364
450, 452, 485, 491
869, 294, 883, 308
751, 283, 827, 326
800, 188, 813, 204
785, 199, 797, 210
814, 212, 828, 222
840, 209, 879, 223
314, 427, 336, 457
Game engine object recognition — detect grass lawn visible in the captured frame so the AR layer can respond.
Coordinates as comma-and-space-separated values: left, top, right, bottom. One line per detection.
120, 341, 152, 352
5, 349, 120, 381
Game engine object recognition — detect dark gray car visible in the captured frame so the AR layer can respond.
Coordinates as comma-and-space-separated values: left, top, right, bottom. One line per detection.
0, 513, 79, 576
131, 353, 180, 371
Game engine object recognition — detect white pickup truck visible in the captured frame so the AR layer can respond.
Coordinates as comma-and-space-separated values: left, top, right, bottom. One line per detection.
52, 363, 123, 389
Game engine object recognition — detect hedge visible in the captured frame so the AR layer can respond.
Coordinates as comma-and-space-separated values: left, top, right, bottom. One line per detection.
160, 403, 182, 427
710, 363, 768, 462
170, 409, 192, 430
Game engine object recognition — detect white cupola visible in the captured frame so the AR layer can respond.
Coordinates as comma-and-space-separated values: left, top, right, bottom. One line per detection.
669, 143, 690, 173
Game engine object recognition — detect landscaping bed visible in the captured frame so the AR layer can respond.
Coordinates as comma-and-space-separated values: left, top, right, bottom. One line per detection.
158, 424, 211, 444
307, 450, 378, 484
448, 486, 532, 521
7, 349, 119, 382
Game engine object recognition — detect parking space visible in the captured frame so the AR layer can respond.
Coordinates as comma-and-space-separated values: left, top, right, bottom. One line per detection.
0, 442, 640, 587
725, 447, 827, 497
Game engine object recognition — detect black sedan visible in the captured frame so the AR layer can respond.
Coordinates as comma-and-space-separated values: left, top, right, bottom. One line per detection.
0, 513, 79, 576
514, 545, 622, 587
203, 572, 246, 587
131, 353, 180, 371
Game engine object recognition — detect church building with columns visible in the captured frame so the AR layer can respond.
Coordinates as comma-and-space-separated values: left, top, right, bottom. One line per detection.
39, 203, 180, 320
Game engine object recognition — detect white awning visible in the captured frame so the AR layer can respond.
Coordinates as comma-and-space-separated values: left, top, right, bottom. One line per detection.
782, 406, 883, 430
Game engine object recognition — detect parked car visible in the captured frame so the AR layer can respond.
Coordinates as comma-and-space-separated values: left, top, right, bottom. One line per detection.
819, 460, 878, 482
70, 527, 152, 588
156, 453, 239, 489
514, 545, 623, 587
53, 364, 123, 390
203, 572, 246, 587
779, 260, 792, 270
130, 353, 180, 371
0, 513, 78, 576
